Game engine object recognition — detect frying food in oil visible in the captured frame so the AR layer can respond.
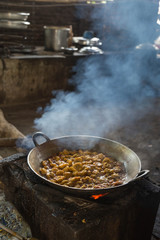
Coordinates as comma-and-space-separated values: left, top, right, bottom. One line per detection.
40, 149, 126, 189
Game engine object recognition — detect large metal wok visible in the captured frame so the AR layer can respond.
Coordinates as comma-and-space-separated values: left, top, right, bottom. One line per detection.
27, 132, 149, 196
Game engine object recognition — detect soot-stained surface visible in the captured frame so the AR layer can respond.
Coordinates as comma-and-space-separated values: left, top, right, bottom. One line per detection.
0, 97, 160, 239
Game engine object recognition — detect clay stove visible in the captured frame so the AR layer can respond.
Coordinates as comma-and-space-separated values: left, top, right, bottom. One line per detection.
0, 152, 159, 240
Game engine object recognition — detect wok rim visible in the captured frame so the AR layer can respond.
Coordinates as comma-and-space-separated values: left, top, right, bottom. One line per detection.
27, 134, 142, 193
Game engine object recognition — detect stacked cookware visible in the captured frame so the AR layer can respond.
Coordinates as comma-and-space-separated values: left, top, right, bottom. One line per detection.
0, 11, 30, 29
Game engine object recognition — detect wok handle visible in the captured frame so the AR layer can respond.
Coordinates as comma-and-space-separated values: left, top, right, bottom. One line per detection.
32, 132, 50, 147
135, 169, 150, 180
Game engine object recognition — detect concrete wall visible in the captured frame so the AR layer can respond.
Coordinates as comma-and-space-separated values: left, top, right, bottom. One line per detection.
0, 56, 76, 105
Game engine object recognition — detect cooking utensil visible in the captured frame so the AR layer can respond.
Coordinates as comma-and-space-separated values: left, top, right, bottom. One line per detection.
90, 37, 102, 47
61, 47, 78, 55
72, 37, 102, 47
27, 132, 149, 197
72, 37, 90, 46
0, 12, 30, 21
44, 26, 71, 51
79, 46, 103, 55
0, 222, 38, 240
0, 20, 30, 29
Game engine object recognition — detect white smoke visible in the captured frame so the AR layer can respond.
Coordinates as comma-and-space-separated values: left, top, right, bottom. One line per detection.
34, 1, 160, 139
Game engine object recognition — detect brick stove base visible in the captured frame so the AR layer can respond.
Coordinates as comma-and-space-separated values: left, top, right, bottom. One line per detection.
0, 153, 160, 240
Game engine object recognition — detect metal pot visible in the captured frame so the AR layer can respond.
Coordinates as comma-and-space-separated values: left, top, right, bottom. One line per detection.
27, 132, 149, 197
44, 26, 70, 51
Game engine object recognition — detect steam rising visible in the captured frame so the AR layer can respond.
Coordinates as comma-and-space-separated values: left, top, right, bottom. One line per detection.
34, 1, 160, 139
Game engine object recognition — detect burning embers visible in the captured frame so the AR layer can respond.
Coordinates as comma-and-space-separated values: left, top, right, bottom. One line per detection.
0, 153, 159, 240
91, 193, 109, 200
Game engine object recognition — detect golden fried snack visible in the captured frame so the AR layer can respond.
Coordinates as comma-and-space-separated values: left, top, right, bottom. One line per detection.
40, 149, 126, 189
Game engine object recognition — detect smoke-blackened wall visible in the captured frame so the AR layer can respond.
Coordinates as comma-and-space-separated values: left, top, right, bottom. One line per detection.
34, 0, 160, 139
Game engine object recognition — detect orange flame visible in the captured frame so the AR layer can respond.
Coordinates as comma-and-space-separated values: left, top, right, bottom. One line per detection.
91, 193, 109, 200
